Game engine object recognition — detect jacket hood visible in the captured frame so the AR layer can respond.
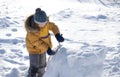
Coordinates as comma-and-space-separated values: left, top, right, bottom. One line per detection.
25, 15, 40, 32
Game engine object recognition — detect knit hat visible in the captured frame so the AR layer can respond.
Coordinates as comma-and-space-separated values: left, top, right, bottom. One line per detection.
34, 8, 47, 23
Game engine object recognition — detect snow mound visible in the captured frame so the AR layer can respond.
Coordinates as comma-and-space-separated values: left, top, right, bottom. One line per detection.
44, 45, 106, 77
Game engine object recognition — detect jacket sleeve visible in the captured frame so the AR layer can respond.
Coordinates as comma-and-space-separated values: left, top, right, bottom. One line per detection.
48, 22, 60, 35
27, 32, 49, 52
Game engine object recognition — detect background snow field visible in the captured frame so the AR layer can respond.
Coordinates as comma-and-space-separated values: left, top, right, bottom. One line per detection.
0, 0, 120, 77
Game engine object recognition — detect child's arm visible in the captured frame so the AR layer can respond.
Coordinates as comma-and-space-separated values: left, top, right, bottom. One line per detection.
48, 22, 60, 35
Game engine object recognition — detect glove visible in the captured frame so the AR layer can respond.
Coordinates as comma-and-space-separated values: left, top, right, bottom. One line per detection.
55, 33, 64, 42
47, 47, 55, 55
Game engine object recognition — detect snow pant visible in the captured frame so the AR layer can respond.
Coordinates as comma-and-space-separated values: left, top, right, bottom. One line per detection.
27, 53, 46, 77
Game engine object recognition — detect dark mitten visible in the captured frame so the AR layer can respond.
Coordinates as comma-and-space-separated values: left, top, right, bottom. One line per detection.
47, 47, 55, 55
55, 33, 64, 42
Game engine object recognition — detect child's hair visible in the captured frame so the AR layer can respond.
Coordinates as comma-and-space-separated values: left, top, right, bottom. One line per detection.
25, 15, 40, 32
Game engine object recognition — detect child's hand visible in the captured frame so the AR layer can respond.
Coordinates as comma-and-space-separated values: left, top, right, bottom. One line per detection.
47, 47, 55, 55
55, 33, 64, 42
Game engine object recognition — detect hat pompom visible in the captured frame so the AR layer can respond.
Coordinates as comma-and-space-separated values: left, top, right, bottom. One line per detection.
34, 8, 47, 23
36, 8, 41, 13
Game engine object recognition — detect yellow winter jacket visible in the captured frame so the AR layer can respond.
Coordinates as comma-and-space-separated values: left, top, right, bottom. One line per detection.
25, 15, 60, 54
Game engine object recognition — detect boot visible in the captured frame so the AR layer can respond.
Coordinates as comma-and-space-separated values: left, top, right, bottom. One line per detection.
27, 66, 38, 77
37, 67, 45, 77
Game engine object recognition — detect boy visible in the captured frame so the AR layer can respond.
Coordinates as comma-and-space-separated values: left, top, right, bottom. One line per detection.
25, 8, 64, 77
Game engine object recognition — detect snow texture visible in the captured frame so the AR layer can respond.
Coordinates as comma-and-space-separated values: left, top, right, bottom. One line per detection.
0, 0, 120, 77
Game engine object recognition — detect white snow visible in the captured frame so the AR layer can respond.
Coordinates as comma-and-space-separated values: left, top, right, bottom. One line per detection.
0, 0, 120, 77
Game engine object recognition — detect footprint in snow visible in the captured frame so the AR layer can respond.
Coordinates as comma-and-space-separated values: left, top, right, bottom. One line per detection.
6, 33, 12, 37
11, 28, 17, 32
0, 49, 6, 54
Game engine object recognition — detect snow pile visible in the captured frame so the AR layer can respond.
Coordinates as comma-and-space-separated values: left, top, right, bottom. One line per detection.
44, 44, 106, 77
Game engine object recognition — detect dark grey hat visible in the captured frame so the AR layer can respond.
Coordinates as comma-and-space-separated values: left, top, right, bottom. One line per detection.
34, 8, 47, 23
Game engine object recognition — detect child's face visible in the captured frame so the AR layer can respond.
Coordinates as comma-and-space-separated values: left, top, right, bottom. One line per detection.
37, 21, 47, 27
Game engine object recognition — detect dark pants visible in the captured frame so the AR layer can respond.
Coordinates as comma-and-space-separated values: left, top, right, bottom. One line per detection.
27, 53, 46, 77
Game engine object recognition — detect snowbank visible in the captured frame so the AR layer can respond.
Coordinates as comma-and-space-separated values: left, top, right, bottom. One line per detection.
44, 44, 106, 77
